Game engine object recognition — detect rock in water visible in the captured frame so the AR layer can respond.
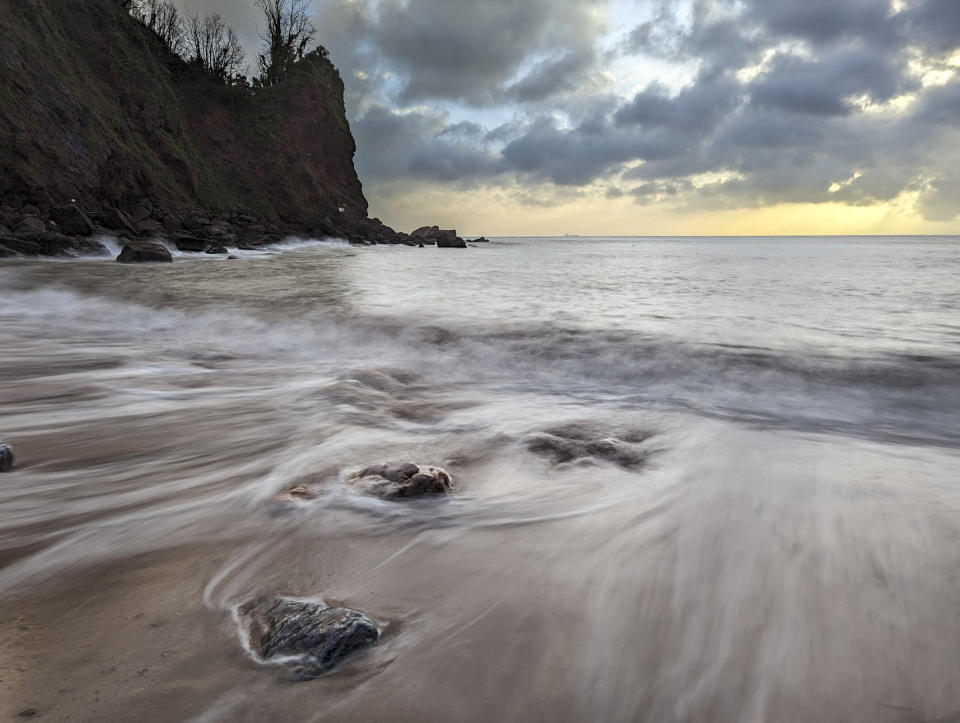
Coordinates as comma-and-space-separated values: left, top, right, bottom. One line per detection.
0, 442, 13, 472
116, 240, 173, 263
435, 231, 467, 248
347, 463, 453, 499
240, 598, 379, 679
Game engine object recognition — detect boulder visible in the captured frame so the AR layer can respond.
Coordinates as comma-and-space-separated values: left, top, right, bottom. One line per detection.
239, 598, 379, 679
71, 238, 111, 257
525, 425, 651, 469
204, 244, 228, 254
473, 236, 490, 243
116, 240, 173, 263
50, 204, 95, 236
14, 231, 106, 257
162, 215, 182, 234
102, 208, 139, 237
137, 219, 164, 233
0, 244, 20, 258
347, 462, 454, 499
0, 237, 40, 255
410, 226, 466, 248
131, 200, 152, 224
14, 217, 45, 236
410, 225, 439, 239
173, 234, 207, 252
436, 231, 466, 248
0, 442, 13, 472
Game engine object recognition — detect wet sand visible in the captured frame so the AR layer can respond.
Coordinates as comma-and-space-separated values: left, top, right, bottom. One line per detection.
3, 238, 960, 721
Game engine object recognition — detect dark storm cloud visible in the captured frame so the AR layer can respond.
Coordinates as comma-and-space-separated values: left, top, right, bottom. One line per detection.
315, 0, 604, 106
747, 44, 917, 116
351, 104, 503, 183
489, 0, 960, 219
615, 75, 742, 132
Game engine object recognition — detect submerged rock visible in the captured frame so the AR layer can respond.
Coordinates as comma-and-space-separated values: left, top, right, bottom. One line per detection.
526, 425, 652, 469
116, 240, 173, 263
347, 462, 453, 499
0, 442, 13, 472
239, 598, 379, 679
272, 484, 318, 505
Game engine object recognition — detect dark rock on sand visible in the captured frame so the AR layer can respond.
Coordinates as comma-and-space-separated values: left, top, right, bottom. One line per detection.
116, 240, 173, 264
526, 425, 651, 469
0, 442, 14, 472
50, 204, 95, 236
239, 598, 379, 679
348, 463, 454, 499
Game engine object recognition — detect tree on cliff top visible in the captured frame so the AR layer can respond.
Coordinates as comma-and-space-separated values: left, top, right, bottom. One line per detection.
255, 0, 315, 87
129, 0, 184, 54
185, 11, 246, 82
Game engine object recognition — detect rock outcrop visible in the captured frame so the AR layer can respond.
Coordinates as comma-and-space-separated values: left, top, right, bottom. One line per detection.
347, 463, 454, 499
116, 240, 173, 264
239, 598, 379, 679
0, 0, 366, 233
410, 226, 467, 248
50, 204, 95, 236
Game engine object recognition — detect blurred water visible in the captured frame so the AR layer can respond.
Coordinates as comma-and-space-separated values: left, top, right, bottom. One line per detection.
1, 236, 959, 721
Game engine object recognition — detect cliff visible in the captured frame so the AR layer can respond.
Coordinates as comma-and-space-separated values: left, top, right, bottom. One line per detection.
0, 0, 367, 229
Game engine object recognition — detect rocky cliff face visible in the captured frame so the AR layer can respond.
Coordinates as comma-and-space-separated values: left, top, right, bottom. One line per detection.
0, 0, 367, 229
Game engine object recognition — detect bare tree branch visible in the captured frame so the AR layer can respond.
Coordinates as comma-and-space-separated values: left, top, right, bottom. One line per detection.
255, 0, 315, 86
185, 11, 246, 83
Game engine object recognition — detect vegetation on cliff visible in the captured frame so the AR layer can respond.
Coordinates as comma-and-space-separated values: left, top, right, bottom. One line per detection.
0, 0, 367, 228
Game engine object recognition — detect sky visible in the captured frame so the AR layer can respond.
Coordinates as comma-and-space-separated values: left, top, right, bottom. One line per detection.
185, 0, 960, 236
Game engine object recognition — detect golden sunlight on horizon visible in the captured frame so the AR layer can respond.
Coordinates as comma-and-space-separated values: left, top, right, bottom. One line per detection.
370, 186, 960, 237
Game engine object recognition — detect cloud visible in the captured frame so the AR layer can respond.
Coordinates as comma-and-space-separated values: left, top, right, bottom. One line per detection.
180, 0, 960, 225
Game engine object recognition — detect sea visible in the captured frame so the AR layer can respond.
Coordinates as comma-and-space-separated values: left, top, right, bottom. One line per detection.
1, 235, 959, 722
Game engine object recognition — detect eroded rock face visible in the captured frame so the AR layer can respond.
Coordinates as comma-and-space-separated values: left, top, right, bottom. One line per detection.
50, 204, 95, 236
239, 598, 379, 679
116, 240, 172, 263
526, 424, 652, 469
0, 443, 13, 472
0, 237, 40, 256
347, 463, 453, 499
